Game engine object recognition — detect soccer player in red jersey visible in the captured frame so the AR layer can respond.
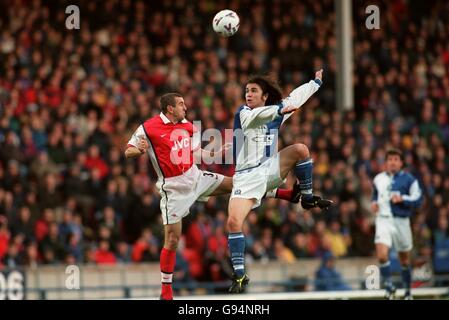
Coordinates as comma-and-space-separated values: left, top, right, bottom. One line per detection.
125, 93, 302, 300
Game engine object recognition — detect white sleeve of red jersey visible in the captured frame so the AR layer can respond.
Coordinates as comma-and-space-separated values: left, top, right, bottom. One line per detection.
127, 125, 146, 148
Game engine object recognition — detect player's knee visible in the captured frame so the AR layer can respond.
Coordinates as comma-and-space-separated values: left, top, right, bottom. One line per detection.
378, 257, 388, 264
165, 232, 180, 250
399, 255, 410, 266
293, 143, 309, 160
400, 260, 409, 267
227, 215, 242, 233
223, 177, 233, 193
377, 252, 389, 263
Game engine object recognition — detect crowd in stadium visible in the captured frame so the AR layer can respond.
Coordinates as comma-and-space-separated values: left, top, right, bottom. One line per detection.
0, 0, 448, 283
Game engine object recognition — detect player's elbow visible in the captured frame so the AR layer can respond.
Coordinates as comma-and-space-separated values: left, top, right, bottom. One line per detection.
404, 197, 423, 209
412, 198, 423, 208
239, 120, 249, 131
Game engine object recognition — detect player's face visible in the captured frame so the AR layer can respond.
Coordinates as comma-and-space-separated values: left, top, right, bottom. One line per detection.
171, 97, 187, 122
245, 83, 268, 108
385, 155, 403, 174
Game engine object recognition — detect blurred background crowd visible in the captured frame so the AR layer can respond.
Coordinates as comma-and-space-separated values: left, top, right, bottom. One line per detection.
0, 0, 448, 284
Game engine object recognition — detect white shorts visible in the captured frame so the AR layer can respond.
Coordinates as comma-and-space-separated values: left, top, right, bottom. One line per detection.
230, 153, 285, 209
157, 165, 224, 225
375, 216, 413, 252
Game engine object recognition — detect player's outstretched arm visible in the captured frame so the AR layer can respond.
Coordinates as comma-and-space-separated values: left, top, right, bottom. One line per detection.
281, 69, 323, 115
196, 143, 232, 162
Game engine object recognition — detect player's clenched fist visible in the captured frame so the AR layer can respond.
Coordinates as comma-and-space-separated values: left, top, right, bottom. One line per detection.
137, 137, 149, 153
315, 69, 323, 81
371, 202, 379, 214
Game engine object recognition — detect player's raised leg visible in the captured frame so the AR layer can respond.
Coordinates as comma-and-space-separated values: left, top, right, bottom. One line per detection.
210, 174, 305, 204
160, 221, 182, 300
226, 198, 254, 293
278, 143, 333, 209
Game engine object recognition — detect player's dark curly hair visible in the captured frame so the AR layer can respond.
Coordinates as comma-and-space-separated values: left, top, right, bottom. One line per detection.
246, 75, 283, 106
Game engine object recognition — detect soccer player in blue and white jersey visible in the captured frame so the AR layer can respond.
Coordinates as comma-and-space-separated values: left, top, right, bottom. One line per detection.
227, 70, 333, 293
372, 149, 423, 300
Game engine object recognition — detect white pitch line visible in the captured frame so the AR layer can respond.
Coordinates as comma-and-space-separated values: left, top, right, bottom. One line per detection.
115, 287, 448, 300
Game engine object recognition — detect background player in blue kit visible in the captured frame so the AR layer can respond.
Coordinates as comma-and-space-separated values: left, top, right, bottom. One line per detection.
372, 149, 423, 299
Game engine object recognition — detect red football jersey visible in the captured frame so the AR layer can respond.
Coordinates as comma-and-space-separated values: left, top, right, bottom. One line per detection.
128, 113, 200, 179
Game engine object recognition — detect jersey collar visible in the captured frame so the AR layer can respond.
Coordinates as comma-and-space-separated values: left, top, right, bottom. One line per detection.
387, 170, 404, 178
160, 112, 188, 124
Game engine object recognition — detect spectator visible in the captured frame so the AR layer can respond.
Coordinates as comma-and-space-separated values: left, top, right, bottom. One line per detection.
10, 206, 35, 241
115, 241, 132, 264
351, 217, 375, 256
206, 225, 229, 282
65, 233, 83, 263
131, 228, 159, 262
433, 213, 449, 244
290, 233, 310, 258
308, 220, 327, 257
174, 250, 194, 292
34, 208, 55, 242
247, 239, 271, 263
59, 209, 76, 244
324, 220, 349, 258
39, 222, 66, 262
38, 173, 63, 210
42, 248, 58, 265
23, 241, 39, 268
0, 217, 11, 262
2, 242, 22, 269
315, 252, 351, 291
259, 228, 276, 260
273, 238, 296, 263
207, 225, 227, 261
94, 240, 117, 265
85, 145, 109, 180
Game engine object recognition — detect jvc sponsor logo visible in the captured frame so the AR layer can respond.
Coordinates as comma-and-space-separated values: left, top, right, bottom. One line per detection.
172, 138, 190, 151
